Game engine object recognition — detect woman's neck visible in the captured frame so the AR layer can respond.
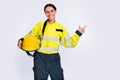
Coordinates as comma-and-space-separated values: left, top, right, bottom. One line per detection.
48, 19, 55, 24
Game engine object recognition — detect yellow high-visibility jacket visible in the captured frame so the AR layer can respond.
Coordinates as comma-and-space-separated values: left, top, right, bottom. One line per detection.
27, 21, 82, 54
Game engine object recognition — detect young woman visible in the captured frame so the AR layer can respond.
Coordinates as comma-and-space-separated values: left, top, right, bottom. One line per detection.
17, 3, 87, 80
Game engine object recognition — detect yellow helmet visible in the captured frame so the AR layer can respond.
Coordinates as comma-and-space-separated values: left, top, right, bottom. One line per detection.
22, 35, 39, 51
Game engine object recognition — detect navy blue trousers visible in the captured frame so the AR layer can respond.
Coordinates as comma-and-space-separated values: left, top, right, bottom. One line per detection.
33, 52, 64, 80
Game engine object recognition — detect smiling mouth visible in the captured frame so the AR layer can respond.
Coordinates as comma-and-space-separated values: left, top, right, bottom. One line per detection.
49, 16, 53, 18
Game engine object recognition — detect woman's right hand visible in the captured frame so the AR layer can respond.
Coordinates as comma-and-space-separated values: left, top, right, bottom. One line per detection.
17, 40, 23, 49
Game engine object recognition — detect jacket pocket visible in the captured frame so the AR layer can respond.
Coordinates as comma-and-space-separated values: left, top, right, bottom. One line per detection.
56, 29, 63, 32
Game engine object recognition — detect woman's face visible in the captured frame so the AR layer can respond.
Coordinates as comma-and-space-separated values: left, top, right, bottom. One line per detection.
45, 6, 56, 21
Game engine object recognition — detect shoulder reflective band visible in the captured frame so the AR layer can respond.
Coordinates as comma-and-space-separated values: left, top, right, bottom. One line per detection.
42, 36, 59, 42
68, 38, 72, 47
39, 46, 59, 52
61, 35, 72, 47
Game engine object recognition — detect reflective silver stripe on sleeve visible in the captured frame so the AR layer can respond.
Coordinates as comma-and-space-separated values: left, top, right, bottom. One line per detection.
42, 36, 59, 42
29, 31, 32, 34
61, 35, 72, 47
28, 31, 34, 35
61, 35, 71, 45
39, 47, 59, 52
68, 38, 72, 47
24, 31, 34, 37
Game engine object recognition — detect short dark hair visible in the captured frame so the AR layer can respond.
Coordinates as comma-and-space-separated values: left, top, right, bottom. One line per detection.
44, 3, 57, 12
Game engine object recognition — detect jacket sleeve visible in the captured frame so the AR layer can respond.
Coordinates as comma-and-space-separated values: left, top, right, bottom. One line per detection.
25, 22, 42, 39
60, 27, 82, 48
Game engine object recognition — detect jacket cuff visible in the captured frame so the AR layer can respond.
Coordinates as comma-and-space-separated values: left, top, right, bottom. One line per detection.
75, 30, 82, 36
19, 38, 24, 41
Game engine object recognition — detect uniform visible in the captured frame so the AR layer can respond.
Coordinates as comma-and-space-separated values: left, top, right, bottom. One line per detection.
24, 21, 82, 80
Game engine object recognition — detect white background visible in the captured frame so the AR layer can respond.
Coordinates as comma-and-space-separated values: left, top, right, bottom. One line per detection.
0, 0, 120, 80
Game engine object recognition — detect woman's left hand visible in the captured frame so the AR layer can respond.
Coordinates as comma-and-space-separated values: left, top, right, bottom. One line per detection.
78, 25, 87, 33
